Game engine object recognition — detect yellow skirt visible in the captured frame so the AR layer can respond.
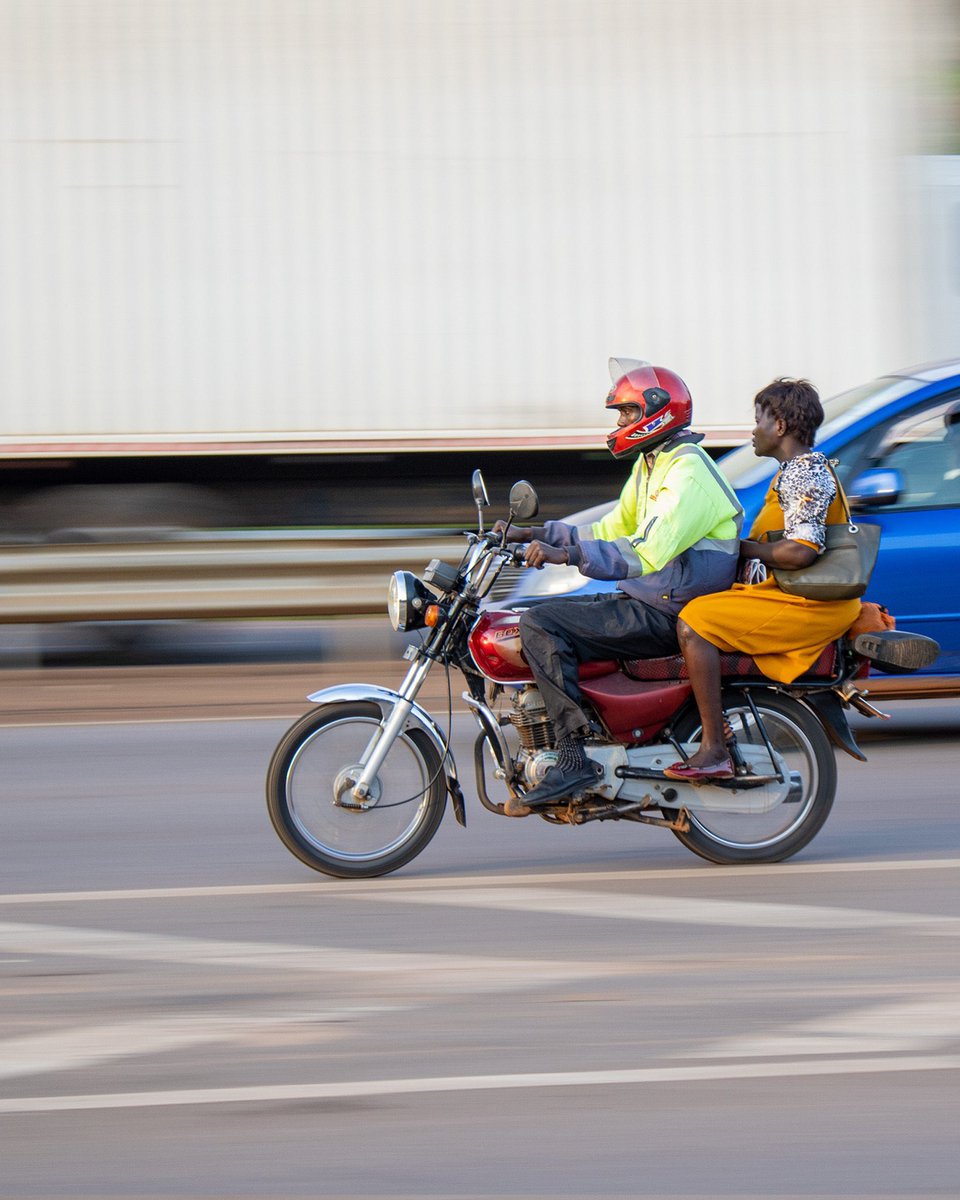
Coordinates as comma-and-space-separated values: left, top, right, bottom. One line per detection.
679, 576, 862, 684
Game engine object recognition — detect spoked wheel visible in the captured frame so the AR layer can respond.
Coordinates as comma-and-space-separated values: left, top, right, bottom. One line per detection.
266, 702, 447, 878
669, 689, 837, 864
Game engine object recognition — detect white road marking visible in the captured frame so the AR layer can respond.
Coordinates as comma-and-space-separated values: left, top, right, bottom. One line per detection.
2, 880, 957, 1111
0, 921, 626, 994
362, 885, 960, 933
0, 920, 629, 1082
1, 856, 958, 907
3, 1055, 960, 1114
0, 1011, 379, 1082
685, 990, 960, 1059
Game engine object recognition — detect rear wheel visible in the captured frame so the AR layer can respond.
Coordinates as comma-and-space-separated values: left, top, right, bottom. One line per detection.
669, 690, 836, 864
266, 702, 447, 878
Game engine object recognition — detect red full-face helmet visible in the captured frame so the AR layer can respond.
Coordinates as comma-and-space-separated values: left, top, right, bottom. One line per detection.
604, 357, 694, 459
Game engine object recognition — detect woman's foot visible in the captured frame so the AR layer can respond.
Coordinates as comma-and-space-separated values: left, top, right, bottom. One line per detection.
663, 754, 735, 783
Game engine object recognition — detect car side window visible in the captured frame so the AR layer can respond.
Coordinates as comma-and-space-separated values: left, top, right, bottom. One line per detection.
862, 394, 960, 509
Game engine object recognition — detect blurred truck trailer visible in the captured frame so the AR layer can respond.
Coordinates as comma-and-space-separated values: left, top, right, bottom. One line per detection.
0, 0, 956, 541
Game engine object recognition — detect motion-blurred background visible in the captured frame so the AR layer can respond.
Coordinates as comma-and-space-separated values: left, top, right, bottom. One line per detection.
1, 0, 958, 661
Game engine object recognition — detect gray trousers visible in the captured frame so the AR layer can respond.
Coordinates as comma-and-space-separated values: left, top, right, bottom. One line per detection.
517, 593, 680, 742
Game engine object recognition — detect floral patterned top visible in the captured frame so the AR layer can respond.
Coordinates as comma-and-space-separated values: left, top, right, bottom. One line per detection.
772, 451, 836, 551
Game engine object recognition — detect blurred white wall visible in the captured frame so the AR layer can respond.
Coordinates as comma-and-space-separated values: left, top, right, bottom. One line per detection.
908, 155, 960, 361
0, 0, 955, 440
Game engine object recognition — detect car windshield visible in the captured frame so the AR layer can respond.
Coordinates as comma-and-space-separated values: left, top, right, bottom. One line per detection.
718, 375, 919, 488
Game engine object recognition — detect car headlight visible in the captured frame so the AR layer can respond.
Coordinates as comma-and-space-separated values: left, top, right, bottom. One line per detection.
387, 571, 432, 632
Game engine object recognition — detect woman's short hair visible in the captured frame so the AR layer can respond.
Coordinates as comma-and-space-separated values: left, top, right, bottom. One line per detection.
755, 378, 824, 445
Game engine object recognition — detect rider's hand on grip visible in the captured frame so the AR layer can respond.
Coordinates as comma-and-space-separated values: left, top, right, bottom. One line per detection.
525, 540, 568, 569
493, 519, 531, 542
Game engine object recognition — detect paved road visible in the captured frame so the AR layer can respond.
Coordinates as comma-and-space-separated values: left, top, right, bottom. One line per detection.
1, 684, 959, 1197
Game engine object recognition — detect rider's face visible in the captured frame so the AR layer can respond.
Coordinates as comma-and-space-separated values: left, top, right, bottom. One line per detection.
751, 404, 783, 458
614, 403, 643, 428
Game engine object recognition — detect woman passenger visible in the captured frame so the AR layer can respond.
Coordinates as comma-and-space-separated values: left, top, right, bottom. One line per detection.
664, 378, 861, 781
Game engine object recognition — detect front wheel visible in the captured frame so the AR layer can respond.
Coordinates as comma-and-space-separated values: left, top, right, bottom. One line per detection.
266, 702, 447, 879
669, 690, 836, 865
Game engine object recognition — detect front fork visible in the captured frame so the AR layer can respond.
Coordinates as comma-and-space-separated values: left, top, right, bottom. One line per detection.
350, 655, 434, 801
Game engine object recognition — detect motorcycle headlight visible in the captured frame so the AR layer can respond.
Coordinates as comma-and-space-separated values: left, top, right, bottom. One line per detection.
387, 571, 432, 632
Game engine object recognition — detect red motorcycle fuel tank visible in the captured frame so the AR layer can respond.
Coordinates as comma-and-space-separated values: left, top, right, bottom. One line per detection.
468, 610, 534, 683
470, 609, 619, 684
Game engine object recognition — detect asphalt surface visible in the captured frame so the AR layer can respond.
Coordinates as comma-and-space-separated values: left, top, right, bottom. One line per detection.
1, 681, 959, 1197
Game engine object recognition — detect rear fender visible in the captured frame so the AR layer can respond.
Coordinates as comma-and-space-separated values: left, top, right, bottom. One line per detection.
802, 689, 867, 762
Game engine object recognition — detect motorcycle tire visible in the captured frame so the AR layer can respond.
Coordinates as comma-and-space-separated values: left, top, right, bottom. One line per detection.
669, 689, 837, 865
266, 702, 447, 879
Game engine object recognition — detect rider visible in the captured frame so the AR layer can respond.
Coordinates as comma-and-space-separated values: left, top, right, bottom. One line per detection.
500, 358, 743, 811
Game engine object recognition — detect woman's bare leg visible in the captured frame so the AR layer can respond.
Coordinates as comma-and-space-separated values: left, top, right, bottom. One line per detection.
675, 618, 730, 768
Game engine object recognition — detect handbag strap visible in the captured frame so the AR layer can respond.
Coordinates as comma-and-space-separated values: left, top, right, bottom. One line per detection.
825, 459, 858, 533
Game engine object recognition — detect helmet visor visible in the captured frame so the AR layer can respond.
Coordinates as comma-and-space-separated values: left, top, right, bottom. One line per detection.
608, 356, 652, 385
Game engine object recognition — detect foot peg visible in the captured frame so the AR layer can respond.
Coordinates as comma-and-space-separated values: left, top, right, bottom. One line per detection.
504, 794, 533, 818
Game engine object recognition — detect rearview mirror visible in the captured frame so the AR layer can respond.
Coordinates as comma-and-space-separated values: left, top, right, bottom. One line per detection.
471, 469, 490, 509
508, 480, 539, 522
847, 467, 902, 508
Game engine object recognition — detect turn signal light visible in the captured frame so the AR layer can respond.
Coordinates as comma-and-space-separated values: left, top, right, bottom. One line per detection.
425, 605, 442, 627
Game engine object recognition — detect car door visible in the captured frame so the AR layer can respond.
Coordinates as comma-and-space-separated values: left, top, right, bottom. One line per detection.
844, 394, 960, 673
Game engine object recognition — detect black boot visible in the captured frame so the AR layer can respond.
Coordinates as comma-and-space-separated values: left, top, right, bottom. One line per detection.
519, 736, 599, 808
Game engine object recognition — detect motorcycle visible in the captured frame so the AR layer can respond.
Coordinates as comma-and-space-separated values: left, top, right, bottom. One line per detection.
266, 472, 939, 878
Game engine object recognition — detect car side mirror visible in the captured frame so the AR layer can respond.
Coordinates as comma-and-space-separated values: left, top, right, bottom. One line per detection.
847, 467, 902, 508
508, 480, 539, 522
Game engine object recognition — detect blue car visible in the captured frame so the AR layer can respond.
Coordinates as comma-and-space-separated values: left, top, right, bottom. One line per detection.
498, 357, 960, 696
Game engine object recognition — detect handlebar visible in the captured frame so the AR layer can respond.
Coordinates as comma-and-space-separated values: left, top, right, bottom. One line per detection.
499, 543, 525, 567
469, 530, 528, 564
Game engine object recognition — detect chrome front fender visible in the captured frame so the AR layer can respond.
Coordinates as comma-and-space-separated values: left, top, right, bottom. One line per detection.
306, 683, 460, 789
